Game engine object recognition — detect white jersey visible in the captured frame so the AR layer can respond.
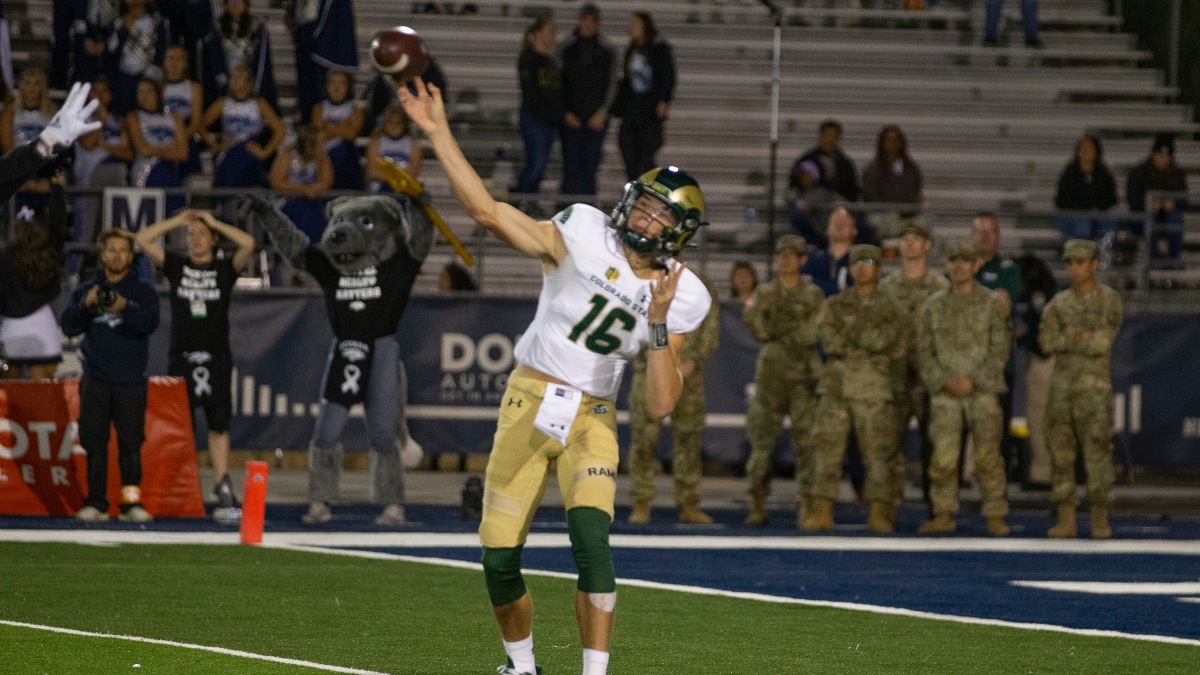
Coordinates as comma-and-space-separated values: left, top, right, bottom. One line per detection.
513, 204, 711, 400
163, 80, 195, 121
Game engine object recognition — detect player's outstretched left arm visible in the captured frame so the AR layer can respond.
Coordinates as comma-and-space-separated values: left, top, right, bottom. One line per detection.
398, 78, 566, 266
644, 262, 688, 418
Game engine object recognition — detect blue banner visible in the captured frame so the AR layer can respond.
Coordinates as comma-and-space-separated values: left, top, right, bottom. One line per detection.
147, 292, 1200, 468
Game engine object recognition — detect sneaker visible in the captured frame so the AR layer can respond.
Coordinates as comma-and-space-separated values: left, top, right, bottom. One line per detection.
981, 37, 999, 47
119, 505, 154, 523
496, 660, 542, 675
1024, 37, 1044, 48
401, 437, 425, 469
74, 506, 109, 522
301, 502, 332, 524
213, 474, 240, 509
374, 504, 407, 526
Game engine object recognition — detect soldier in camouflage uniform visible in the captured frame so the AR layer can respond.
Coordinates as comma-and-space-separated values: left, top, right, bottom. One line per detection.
802, 244, 908, 534
879, 221, 949, 504
628, 271, 721, 525
1040, 239, 1123, 539
741, 235, 826, 527
917, 240, 1012, 536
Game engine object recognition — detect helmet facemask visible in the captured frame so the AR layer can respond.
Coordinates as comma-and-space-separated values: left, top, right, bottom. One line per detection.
610, 167, 707, 261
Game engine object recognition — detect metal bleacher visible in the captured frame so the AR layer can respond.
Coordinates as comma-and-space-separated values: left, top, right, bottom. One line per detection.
6, 0, 1198, 296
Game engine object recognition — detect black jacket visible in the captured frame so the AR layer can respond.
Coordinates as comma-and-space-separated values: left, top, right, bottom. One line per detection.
560, 32, 616, 120
610, 40, 675, 120
1126, 158, 1189, 213
61, 267, 161, 384
517, 48, 565, 126
791, 147, 860, 203
0, 142, 50, 206
1054, 161, 1117, 212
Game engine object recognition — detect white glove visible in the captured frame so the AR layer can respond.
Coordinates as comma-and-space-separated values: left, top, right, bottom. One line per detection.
37, 82, 102, 157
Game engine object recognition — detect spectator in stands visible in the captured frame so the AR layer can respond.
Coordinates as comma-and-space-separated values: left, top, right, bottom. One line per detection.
72, 0, 120, 85
126, 77, 187, 214
439, 262, 478, 291
0, 175, 67, 379
1015, 252, 1057, 487
559, 3, 616, 203
135, 208, 255, 519
201, 0, 278, 112
73, 78, 131, 259
285, 0, 357, 124
364, 58, 447, 130
513, 16, 563, 216
1054, 134, 1118, 249
788, 158, 835, 249
861, 124, 924, 240
803, 207, 857, 297
366, 103, 422, 192
790, 120, 859, 206
313, 71, 365, 191
611, 11, 676, 182
202, 65, 285, 189
104, 0, 171, 115
973, 211, 1021, 479
162, 46, 205, 177
1126, 133, 1189, 266
269, 124, 333, 242
982, 0, 1041, 48
1, 69, 56, 209
62, 228, 160, 523
729, 260, 759, 301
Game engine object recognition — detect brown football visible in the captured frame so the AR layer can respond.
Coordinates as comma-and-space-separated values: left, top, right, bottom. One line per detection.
370, 26, 430, 84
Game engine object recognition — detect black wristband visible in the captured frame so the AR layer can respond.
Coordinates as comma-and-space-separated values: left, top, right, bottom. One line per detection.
649, 322, 669, 350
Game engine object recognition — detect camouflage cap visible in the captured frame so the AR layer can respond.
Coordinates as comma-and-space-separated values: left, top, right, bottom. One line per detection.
1062, 238, 1098, 261
774, 234, 808, 257
849, 244, 883, 264
898, 220, 931, 239
944, 240, 978, 261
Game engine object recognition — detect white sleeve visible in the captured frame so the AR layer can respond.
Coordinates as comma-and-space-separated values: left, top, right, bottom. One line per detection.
667, 266, 712, 334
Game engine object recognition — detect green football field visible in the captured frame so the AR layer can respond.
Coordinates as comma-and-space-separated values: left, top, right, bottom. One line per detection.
1, 542, 1197, 674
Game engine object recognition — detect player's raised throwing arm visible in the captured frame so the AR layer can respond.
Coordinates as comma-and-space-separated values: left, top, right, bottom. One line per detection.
398, 78, 566, 265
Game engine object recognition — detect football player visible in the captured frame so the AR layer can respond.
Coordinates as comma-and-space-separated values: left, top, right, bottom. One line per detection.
400, 77, 711, 675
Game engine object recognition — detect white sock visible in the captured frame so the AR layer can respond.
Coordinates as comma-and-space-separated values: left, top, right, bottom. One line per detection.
582, 648, 609, 675
502, 635, 536, 674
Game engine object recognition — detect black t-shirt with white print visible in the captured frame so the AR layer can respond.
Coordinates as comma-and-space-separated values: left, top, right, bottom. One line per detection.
163, 251, 238, 353
305, 247, 422, 342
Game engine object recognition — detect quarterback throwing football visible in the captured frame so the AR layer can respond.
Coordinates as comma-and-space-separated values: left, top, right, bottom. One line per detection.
400, 78, 711, 675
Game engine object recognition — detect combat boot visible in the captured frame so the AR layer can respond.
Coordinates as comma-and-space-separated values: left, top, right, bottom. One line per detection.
866, 502, 895, 534
796, 497, 811, 530
986, 516, 1011, 537
744, 497, 768, 526
1090, 506, 1112, 540
1047, 503, 1077, 538
679, 504, 714, 525
918, 513, 956, 534
800, 497, 834, 532
628, 500, 651, 525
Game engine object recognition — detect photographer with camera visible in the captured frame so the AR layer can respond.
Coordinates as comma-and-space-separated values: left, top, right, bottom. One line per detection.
61, 228, 160, 522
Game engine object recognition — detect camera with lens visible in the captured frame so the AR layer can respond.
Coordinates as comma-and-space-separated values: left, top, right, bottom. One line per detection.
96, 282, 119, 311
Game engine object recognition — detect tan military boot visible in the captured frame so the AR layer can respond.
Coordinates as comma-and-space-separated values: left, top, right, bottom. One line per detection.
866, 502, 895, 534
1090, 507, 1112, 540
918, 513, 956, 534
744, 497, 768, 526
799, 497, 834, 532
628, 500, 651, 525
1047, 503, 1077, 538
986, 516, 1011, 537
679, 504, 714, 525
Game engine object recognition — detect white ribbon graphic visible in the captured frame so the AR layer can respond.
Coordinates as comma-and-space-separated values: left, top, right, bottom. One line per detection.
341, 364, 362, 395
192, 366, 212, 396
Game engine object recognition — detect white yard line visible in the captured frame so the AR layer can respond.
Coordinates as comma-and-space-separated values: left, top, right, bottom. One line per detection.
0, 620, 391, 674
4, 529, 1200, 555
273, 543, 1200, 649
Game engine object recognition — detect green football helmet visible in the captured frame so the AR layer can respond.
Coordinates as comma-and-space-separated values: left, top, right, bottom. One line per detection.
610, 166, 707, 257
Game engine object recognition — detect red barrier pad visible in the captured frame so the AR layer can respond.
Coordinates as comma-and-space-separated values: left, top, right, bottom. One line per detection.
0, 377, 205, 517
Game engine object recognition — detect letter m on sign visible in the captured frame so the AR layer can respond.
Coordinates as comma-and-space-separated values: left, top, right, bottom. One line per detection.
103, 188, 165, 233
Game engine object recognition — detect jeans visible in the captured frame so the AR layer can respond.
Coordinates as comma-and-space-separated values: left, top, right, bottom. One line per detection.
1128, 209, 1184, 259
984, 0, 1039, 42
1055, 216, 1117, 241
514, 111, 559, 198
560, 123, 607, 199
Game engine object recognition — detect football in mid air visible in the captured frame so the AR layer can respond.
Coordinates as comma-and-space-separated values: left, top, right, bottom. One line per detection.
370, 26, 430, 84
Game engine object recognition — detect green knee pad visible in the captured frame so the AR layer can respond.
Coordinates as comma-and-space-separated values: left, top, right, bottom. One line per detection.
481, 545, 526, 607
567, 507, 615, 593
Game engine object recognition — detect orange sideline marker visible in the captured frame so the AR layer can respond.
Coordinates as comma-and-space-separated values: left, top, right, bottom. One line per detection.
240, 461, 269, 545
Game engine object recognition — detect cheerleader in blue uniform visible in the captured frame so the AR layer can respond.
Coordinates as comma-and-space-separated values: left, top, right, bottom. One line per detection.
269, 124, 332, 242
0, 68, 56, 210
104, 0, 169, 115
365, 103, 422, 193
202, 65, 284, 188
162, 46, 205, 177
126, 77, 186, 214
312, 71, 364, 190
